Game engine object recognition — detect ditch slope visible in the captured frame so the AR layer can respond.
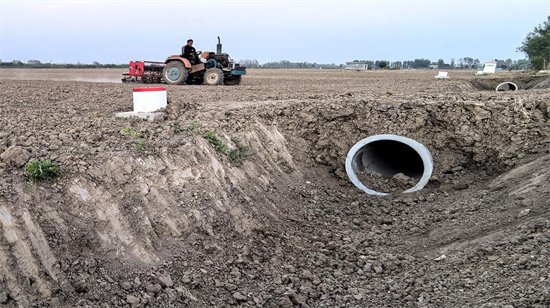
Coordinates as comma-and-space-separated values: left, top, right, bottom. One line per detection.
0, 69, 549, 307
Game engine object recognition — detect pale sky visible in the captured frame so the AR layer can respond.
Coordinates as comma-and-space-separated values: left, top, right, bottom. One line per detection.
0, 0, 548, 64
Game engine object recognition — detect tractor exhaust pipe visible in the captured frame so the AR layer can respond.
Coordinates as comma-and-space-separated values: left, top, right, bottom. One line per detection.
345, 135, 433, 196
216, 36, 222, 55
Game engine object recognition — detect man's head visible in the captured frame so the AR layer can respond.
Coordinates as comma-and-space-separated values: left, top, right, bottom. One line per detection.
187, 39, 193, 46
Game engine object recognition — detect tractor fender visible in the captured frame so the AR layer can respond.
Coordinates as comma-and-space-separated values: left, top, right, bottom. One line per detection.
206, 59, 218, 69
164, 56, 192, 69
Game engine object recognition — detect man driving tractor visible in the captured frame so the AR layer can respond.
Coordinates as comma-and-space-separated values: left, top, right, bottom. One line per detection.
122, 36, 246, 85
182, 39, 199, 64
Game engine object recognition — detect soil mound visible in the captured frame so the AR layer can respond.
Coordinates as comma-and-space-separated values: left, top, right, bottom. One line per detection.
0, 69, 549, 307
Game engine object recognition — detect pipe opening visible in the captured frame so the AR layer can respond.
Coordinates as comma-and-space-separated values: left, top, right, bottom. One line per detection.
496, 82, 518, 92
353, 140, 424, 179
346, 135, 433, 196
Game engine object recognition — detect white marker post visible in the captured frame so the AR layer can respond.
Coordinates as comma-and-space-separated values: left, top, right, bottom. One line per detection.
435, 71, 449, 79
115, 87, 167, 122
132, 88, 167, 112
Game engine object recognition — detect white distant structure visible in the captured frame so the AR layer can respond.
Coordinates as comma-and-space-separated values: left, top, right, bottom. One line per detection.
476, 61, 497, 75
346, 62, 368, 70
435, 71, 449, 79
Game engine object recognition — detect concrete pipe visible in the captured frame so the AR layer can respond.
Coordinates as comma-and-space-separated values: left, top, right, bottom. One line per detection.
496, 82, 518, 92
345, 134, 433, 196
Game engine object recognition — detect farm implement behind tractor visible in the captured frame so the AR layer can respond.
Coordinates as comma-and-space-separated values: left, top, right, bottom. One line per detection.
122, 37, 246, 86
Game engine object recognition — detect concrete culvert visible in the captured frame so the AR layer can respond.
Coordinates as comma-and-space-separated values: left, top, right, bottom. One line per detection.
496, 82, 518, 92
345, 134, 433, 196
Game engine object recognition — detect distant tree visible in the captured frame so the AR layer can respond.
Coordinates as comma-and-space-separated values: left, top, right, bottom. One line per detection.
93, 61, 100, 68
238, 59, 260, 68
505, 58, 512, 68
27, 59, 41, 65
496, 59, 507, 68
450, 58, 456, 68
378, 61, 388, 68
437, 59, 445, 69
509, 59, 530, 70
518, 20, 550, 70
412, 58, 431, 68
405, 60, 416, 69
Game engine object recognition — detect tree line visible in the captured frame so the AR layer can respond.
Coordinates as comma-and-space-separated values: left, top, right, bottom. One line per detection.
237, 58, 531, 70
237, 59, 343, 69
0, 59, 127, 69
348, 58, 529, 70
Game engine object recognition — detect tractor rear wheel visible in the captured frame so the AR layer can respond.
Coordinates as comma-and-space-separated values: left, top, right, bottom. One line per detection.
203, 68, 224, 86
163, 61, 188, 85
224, 76, 242, 85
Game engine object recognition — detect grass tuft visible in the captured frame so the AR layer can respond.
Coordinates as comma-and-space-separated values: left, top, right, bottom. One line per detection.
25, 160, 62, 183
205, 131, 229, 154
121, 128, 140, 137
175, 121, 203, 136
204, 132, 250, 163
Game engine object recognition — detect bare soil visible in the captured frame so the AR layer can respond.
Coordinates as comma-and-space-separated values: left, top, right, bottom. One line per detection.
356, 172, 418, 194
0, 68, 549, 307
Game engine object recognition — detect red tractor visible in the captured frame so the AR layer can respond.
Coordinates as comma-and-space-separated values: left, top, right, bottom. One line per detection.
122, 37, 246, 85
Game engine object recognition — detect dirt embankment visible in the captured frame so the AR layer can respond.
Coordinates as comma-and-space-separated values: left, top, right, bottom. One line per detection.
0, 70, 549, 307
469, 73, 550, 90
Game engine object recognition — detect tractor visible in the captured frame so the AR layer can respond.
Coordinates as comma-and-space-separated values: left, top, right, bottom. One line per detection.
122, 37, 246, 85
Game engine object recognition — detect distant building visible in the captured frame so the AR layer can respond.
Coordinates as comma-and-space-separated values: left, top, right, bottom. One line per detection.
346, 62, 368, 70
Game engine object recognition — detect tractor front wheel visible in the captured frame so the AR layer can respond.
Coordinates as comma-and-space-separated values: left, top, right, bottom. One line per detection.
163, 61, 188, 85
203, 68, 224, 86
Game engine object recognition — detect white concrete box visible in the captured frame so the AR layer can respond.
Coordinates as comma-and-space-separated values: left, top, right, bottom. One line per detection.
133, 87, 167, 112
435, 71, 449, 79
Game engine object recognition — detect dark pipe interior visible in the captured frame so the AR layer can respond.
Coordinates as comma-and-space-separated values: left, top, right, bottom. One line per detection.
497, 83, 518, 91
353, 140, 424, 179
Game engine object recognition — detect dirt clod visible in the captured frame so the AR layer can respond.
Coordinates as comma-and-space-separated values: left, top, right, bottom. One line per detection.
357, 171, 417, 193
126, 294, 139, 305
0, 292, 8, 304
0, 145, 30, 167
232, 292, 247, 302
145, 283, 162, 294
